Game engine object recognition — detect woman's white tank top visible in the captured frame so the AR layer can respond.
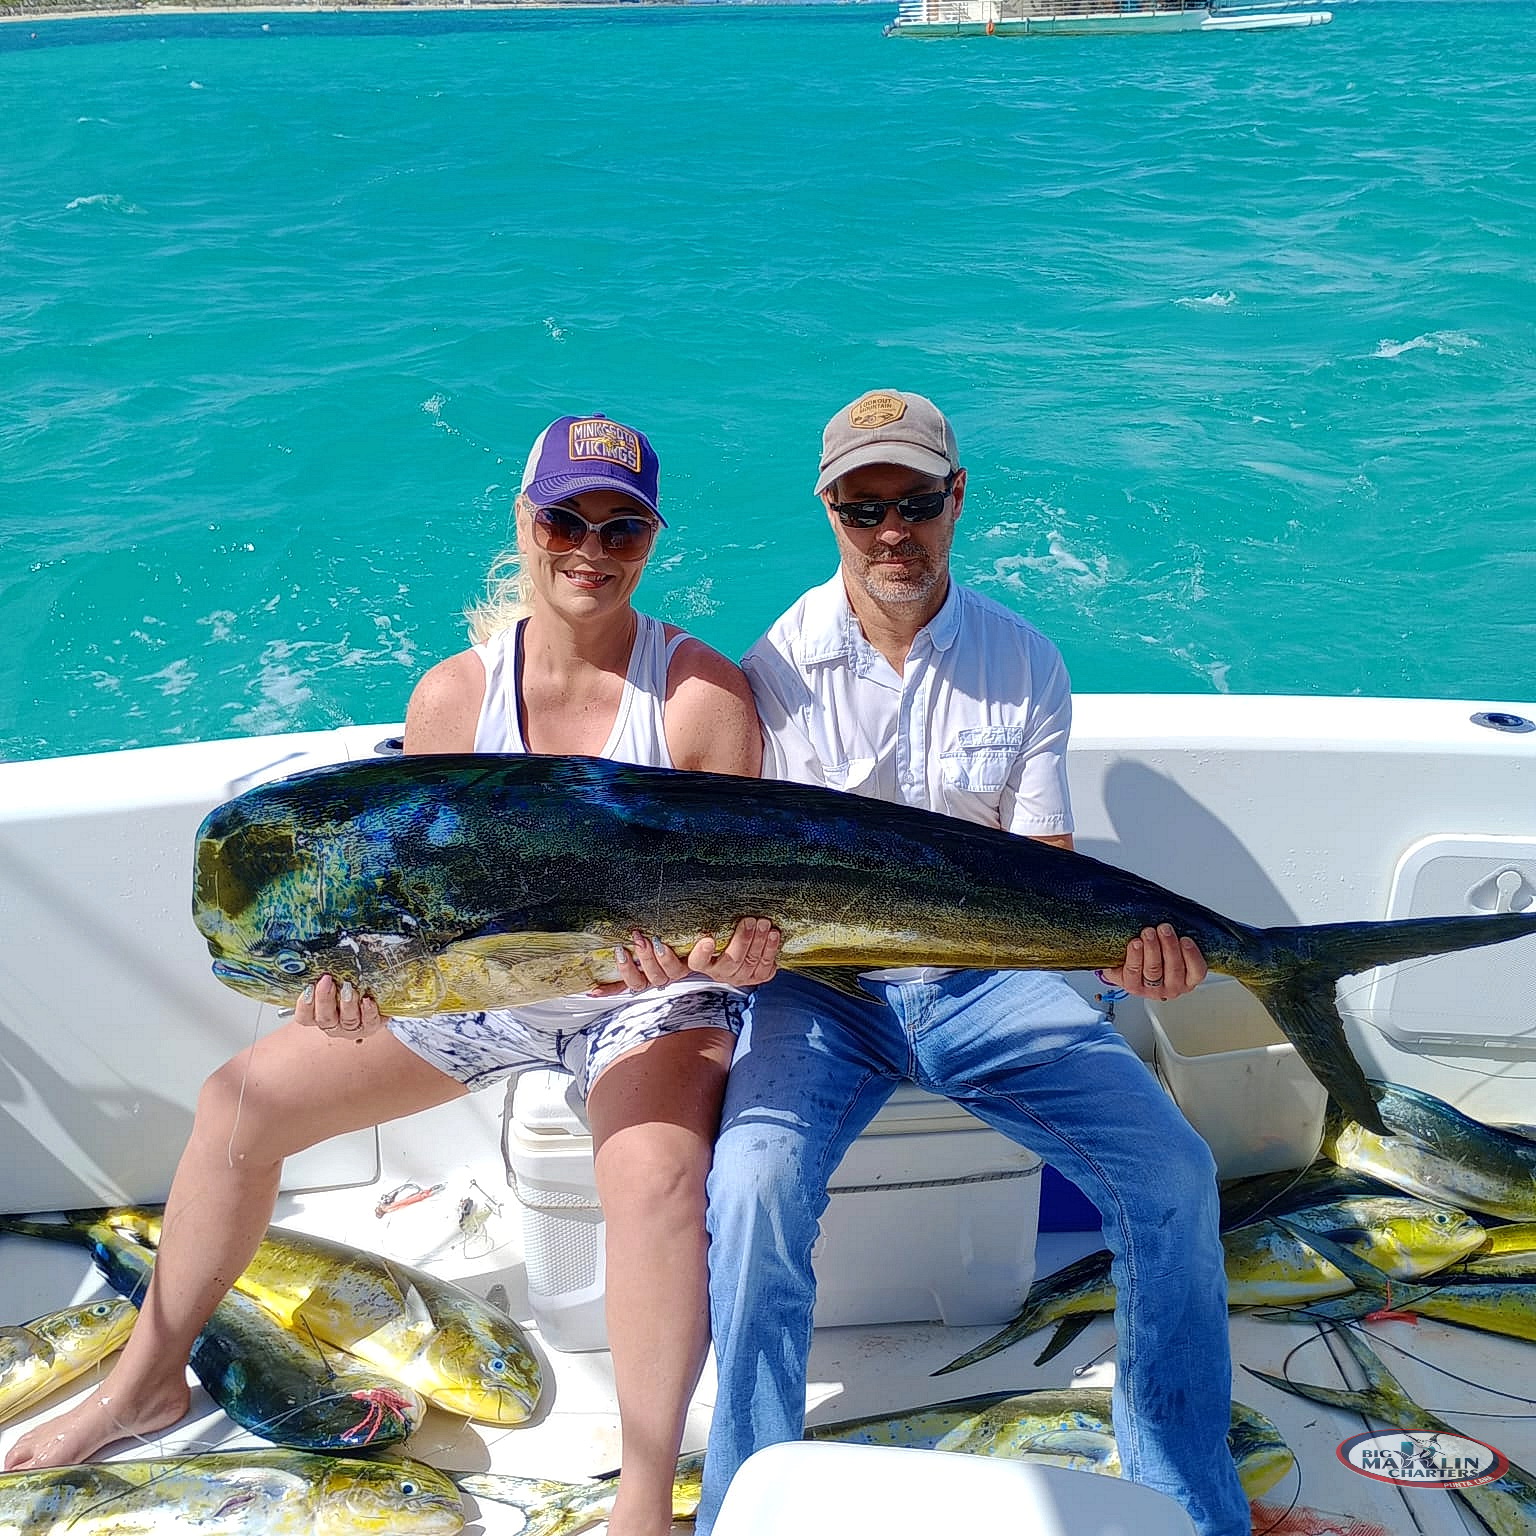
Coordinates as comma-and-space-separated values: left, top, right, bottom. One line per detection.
466, 613, 712, 1029
472, 613, 687, 763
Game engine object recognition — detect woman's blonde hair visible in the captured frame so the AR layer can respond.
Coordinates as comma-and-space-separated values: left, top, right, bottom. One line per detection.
463, 496, 534, 643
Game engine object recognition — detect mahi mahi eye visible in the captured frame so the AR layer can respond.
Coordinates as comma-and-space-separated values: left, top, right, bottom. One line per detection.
488, 1357, 507, 1374
399, 1481, 418, 1497
276, 951, 307, 974
90, 1302, 112, 1316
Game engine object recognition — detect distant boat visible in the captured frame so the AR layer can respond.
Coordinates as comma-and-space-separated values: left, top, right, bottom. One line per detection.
885, 0, 1332, 37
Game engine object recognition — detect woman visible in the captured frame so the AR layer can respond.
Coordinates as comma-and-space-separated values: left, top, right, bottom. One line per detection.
7, 412, 780, 1536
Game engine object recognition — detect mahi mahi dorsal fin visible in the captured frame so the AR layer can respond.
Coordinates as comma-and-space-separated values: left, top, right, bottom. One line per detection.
399, 1280, 436, 1333
784, 965, 872, 1002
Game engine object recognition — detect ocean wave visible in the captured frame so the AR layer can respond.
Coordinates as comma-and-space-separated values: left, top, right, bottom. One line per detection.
1175, 291, 1238, 309
1374, 330, 1481, 359
981, 538, 1110, 592
65, 194, 145, 215
138, 659, 198, 698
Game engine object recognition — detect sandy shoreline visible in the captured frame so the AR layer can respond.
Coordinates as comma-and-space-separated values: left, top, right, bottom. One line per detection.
2, 0, 663, 24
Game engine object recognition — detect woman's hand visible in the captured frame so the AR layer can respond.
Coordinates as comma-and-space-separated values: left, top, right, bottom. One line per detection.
293, 973, 387, 1042
589, 917, 783, 996
1099, 924, 1208, 1003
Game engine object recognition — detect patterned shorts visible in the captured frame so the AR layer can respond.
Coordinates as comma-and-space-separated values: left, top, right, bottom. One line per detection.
386, 984, 747, 1101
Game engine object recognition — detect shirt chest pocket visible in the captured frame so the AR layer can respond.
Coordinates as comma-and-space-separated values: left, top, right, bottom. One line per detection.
823, 756, 879, 794
939, 726, 1026, 794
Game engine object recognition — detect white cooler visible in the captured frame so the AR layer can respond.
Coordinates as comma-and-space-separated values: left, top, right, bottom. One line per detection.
503, 1070, 1042, 1353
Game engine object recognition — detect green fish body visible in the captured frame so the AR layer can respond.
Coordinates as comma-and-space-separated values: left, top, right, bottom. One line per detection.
1216, 1159, 1397, 1231
0, 1216, 423, 1451
194, 758, 1536, 1136
0, 1449, 463, 1535
104, 1208, 541, 1425
456, 1391, 1293, 1536
1455, 1221, 1536, 1278
1248, 1321, 1536, 1536
1295, 1224, 1536, 1345
1326, 1081, 1536, 1220
0, 1300, 134, 1429
937, 1196, 1485, 1374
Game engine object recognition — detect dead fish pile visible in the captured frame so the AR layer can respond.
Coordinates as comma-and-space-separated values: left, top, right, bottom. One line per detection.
1325, 1080, 1536, 1221
0, 1207, 540, 1454
936, 1195, 1486, 1374
456, 1390, 1294, 1536
0, 1213, 424, 1451
0, 1301, 134, 1429
101, 1208, 543, 1425
0, 1448, 464, 1535
1282, 1222, 1536, 1346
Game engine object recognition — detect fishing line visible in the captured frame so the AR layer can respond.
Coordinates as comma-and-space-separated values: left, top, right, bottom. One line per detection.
1270, 1312, 1536, 1421
1248, 1466, 1305, 1536
54, 1449, 233, 1525
1343, 1320, 1536, 1417
226, 999, 275, 1171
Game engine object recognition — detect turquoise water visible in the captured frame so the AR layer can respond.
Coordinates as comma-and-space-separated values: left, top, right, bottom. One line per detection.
2, 1, 1533, 763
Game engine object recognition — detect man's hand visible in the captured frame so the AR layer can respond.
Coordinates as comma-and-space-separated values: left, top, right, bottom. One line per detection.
588, 917, 783, 997
1100, 924, 1207, 1002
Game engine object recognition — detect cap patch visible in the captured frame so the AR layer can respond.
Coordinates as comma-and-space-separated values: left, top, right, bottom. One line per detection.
848, 392, 907, 431
569, 418, 643, 474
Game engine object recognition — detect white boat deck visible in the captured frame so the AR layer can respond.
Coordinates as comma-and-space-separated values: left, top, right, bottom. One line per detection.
2, 1084, 1529, 1536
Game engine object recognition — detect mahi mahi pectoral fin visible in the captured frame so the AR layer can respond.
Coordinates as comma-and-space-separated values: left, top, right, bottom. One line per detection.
783, 965, 872, 1002
0, 1324, 53, 1365
431, 931, 613, 1009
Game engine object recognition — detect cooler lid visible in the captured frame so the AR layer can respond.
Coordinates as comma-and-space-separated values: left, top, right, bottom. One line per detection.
1363, 835, 1536, 1053
507, 1069, 589, 1136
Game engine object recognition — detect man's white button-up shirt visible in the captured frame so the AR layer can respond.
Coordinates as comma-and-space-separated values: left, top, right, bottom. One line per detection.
743, 573, 1075, 839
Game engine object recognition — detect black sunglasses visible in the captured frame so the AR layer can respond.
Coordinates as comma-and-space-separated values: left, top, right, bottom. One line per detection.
530, 503, 659, 563
829, 473, 956, 529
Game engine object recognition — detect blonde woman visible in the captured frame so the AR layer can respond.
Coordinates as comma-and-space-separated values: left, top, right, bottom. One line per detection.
7, 412, 780, 1536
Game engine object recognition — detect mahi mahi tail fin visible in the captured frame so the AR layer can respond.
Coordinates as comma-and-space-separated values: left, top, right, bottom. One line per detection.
0, 1213, 99, 1247
932, 1249, 1113, 1376
1246, 910, 1536, 1137
452, 1470, 616, 1536
1031, 1313, 1097, 1368
1244, 1323, 1426, 1429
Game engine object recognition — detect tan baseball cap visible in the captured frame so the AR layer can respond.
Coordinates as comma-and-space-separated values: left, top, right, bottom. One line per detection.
814, 389, 960, 495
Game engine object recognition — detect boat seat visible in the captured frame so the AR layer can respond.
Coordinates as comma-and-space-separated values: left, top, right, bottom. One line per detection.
710, 1440, 1198, 1536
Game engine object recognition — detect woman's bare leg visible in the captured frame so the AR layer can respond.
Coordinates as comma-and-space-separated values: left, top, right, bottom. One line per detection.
586, 1027, 735, 1536
3, 1017, 466, 1470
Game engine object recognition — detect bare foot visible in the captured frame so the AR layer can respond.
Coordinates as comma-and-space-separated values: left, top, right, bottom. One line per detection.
3, 1377, 191, 1470
604, 1488, 677, 1536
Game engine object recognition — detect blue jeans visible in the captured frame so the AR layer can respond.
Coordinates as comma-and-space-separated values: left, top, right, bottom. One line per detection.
701, 970, 1249, 1536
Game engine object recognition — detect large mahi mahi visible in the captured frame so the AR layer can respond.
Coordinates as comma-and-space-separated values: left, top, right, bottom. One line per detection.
194, 755, 1536, 1135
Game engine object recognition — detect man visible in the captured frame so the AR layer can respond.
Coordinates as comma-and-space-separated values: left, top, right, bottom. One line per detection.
698, 391, 1249, 1536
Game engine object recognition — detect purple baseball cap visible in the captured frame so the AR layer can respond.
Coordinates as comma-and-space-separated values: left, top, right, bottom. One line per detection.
519, 414, 665, 525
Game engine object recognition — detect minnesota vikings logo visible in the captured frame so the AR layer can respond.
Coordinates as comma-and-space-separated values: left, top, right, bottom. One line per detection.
569, 418, 643, 473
